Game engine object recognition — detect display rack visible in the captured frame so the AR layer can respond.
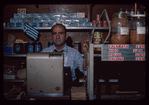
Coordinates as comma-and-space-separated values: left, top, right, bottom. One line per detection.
87, 9, 111, 100
3, 27, 109, 30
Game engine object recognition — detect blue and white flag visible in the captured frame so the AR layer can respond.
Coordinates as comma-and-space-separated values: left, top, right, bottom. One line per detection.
23, 23, 39, 40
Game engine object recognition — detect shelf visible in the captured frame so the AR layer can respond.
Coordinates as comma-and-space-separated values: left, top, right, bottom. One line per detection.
4, 79, 25, 82
4, 54, 26, 57
4, 54, 101, 57
3, 27, 109, 30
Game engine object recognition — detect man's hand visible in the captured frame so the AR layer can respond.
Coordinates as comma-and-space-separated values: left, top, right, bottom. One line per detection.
82, 39, 89, 70
82, 39, 89, 54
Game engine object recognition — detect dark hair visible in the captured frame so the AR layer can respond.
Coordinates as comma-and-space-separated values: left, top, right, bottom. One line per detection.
51, 23, 67, 34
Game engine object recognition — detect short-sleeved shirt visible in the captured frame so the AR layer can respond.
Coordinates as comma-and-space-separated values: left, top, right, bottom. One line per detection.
41, 44, 84, 81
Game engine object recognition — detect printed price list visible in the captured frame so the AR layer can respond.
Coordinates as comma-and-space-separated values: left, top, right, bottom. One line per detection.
101, 44, 145, 61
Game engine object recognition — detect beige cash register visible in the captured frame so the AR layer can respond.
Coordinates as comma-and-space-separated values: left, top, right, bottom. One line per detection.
27, 52, 64, 97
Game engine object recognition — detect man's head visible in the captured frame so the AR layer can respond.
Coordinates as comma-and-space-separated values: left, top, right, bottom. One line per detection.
51, 24, 68, 47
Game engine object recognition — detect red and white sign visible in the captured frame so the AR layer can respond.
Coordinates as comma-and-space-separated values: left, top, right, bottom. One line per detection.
109, 53, 121, 56
109, 49, 118, 52
108, 44, 129, 48
136, 45, 145, 48
109, 57, 124, 61
135, 53, 145, 56
135, 57, 145, 61
133, 49, 143, 52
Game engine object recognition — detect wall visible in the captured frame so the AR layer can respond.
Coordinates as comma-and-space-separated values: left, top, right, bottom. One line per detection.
3, 4, 145, 51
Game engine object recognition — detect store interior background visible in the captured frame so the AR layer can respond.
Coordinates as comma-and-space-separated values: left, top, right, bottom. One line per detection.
3, 3, 146, 97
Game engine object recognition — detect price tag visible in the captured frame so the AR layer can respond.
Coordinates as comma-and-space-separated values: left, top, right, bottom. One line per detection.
120, 27, 129, 35
137, 27, 145, 34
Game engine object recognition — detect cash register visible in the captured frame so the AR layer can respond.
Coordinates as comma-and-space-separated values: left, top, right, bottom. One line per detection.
26, 52, 72, 98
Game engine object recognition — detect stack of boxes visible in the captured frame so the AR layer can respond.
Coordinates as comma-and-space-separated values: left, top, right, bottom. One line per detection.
8, 13, 92, 27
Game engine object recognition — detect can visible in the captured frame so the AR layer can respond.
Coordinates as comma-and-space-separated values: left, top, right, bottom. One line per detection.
21, 42, 27, 54
35, 41, 42, 52
94, 32, 100, 38
103, 20, 108, 28
27, 42, 34, 52
14, 42, 21, 54
93, 32, 102, 44
74, 41, 81, 53
96, 14, 100, 21
92, 20, 96, 27
48, 41, 54, 47
96, 20, 102, 27
14, 42, 27, 54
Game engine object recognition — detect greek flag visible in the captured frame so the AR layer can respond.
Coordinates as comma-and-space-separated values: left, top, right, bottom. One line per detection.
23, 23, 39, 40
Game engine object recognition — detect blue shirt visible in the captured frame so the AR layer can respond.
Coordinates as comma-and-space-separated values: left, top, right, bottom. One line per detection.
41, 44, 84, 81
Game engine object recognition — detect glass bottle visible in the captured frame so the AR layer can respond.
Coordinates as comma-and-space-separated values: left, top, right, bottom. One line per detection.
111, 13, 129, 44
129, 15, 146, 44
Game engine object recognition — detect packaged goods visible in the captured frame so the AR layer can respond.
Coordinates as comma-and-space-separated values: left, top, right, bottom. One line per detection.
17, 8, 26, 14
96, 14, 100, 21
7, 23, 15, 27
16, 23, 22, 27
35, 41, 42, 52
69, 13, 77, 18
111, 13, 129, 44
14, 42, 27, 54
77, 12, 85, 18
48, 41, 54, 47
80, 18, 88, 22
92, 20, 96, 27
96, 20, 102, 27
85, 22, 92, 27
27, 42, 34, 52
74, 41, 81, 53
129, 15, 146, 44
14, 14, 22, 18
93, 32, 103, 44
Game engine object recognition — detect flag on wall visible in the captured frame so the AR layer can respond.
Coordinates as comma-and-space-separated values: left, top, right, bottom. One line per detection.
23, 23, 39, 40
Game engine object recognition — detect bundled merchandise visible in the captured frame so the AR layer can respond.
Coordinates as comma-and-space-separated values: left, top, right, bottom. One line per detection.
7, 12, 92, 27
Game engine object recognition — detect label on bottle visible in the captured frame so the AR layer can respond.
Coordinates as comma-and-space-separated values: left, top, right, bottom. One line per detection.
137, 27, 146, 34
120, 27, 129, 35
35, 45, 41, 52
28, 45, 33, 52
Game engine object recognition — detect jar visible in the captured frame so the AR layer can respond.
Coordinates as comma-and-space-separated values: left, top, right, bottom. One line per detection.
35, 41, 42, 52
14, 42, 27, 54
111, 13, 129, 44
14, 42, 21, 54
48, 41, 54, 47
27, 42, 34, 52
21, 42, 27, 54
74, 41, 81, 53
129, 15, 146, 44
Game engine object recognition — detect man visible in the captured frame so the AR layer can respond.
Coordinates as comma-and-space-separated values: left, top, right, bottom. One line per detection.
42, 23, 88, 82
9, 24, 89, 93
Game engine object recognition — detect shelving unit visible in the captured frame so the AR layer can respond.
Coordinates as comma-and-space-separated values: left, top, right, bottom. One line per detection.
3, 27, 109, 30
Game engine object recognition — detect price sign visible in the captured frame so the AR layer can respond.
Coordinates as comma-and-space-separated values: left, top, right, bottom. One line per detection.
101, 44, 146, 61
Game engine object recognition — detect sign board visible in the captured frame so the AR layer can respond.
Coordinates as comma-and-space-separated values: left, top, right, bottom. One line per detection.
101, 44, 146, 61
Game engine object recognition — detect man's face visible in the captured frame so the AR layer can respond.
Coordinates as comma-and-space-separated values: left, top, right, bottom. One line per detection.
52, 25, 68, 46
